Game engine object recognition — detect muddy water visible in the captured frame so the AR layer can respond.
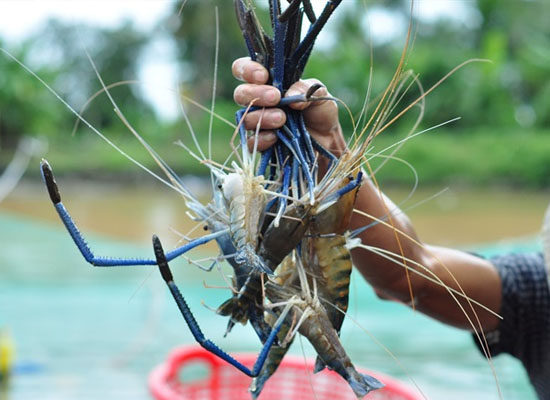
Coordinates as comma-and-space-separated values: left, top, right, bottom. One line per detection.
388, 185, 549, 247
2, 180, 548, 249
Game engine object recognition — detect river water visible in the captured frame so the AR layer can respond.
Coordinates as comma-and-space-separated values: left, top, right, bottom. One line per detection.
1, 181, 547, 399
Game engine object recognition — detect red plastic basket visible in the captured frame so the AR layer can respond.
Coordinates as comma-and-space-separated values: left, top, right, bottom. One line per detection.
149, 346, 421, 400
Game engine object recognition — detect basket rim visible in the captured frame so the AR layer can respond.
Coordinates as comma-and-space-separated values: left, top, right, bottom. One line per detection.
149, 345, 422, 400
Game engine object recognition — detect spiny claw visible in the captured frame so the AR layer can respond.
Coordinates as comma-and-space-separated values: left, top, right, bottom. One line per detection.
302, 0, 317, 23
306, 83, 324, 99
152, 235, 173, 283
40, 159, 61, 204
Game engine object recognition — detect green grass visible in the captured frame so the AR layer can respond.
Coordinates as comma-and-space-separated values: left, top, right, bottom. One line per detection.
9, 104, 549, 190
368, 127, 550, 188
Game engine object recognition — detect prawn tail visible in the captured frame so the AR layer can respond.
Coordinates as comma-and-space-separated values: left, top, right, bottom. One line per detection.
216, 298, 247, 337
347, 368, 385, 398
216, 297, 239, 318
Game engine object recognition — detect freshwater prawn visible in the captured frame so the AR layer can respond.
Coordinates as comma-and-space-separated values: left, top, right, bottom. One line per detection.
250, 218, 364, 396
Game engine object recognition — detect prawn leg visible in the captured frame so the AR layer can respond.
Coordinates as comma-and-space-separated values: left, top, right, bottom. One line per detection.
153, 234, 290, 377
315, 170, 363, 215
41, 160, 225, 267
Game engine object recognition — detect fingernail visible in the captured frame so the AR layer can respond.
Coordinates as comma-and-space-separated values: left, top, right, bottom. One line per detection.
253, 69, 268, 83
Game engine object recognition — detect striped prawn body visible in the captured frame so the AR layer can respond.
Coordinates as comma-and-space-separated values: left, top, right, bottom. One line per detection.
302, 234, 353, 337
305, 166, 362, 336
213, 166, 273, 341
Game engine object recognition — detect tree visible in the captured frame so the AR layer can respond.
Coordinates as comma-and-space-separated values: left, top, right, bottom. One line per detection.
0, 18, 156, 153
167, 0, 250, 103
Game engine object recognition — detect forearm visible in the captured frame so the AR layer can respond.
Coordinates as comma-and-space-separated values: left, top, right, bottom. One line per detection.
349, 178, 502, 331
349, 178, 424, 295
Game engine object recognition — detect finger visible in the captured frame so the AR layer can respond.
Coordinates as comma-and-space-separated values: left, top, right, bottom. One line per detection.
247, 131, 278, 153
284, 78, 339, 135
234, 83, 281, 107
232, 57, 269, 84
243, 109, 286, 131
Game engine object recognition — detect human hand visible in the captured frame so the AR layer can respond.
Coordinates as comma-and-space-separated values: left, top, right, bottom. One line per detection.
232, 57, 346, 157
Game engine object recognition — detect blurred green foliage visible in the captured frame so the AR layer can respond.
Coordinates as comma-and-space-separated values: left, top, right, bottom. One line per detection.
0, 0, 548, 187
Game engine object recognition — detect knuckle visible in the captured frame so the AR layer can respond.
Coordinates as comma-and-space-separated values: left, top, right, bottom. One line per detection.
288, 80, 307, 94
304, 78, 322, 86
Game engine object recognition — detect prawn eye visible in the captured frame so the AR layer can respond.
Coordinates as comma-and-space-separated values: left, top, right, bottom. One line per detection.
347, 175, 353, 181
217, 184, 223, 189
203, 225, 208, 231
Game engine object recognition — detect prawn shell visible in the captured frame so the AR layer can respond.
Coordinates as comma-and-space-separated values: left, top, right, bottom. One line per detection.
302, 234, 352, 335
222, 172, 266, 251
314, 166, 361, 235
259, 203, 312, 270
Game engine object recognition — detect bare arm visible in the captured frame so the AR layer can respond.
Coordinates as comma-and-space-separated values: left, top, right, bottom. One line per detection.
232, 57, 502, 331
350, 181, 502, 330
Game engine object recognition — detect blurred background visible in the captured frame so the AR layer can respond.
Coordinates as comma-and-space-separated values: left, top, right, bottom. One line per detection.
0, 0, 548, 399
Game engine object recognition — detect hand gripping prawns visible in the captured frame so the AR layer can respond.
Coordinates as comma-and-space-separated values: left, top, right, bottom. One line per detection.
217, 1, 356, 348
209, 97, 322, 341
234, 0, 344, 211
